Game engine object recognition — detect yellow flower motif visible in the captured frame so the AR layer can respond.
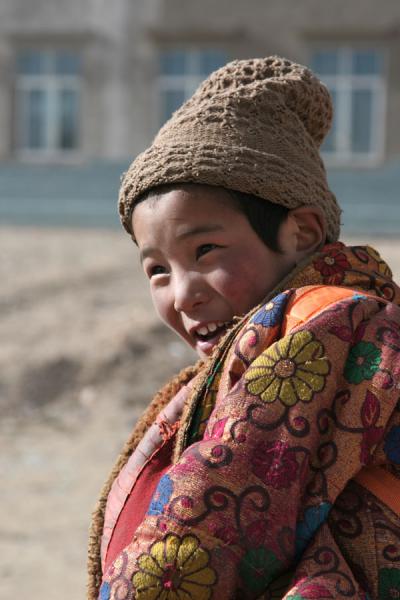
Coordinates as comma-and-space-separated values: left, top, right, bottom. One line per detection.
132, 533, 217, 599
245, 331, 330, 406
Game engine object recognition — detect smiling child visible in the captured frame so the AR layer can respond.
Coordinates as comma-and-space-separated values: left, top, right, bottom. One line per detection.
88, 57, 400, 600
132, 184, 313, 358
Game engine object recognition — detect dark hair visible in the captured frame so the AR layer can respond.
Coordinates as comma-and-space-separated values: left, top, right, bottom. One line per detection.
133, 184, 289, 252
226, 189, 288, 253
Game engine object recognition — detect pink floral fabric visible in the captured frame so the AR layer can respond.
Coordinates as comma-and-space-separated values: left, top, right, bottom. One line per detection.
98, 244, 400, 599
101, 383, 190, 569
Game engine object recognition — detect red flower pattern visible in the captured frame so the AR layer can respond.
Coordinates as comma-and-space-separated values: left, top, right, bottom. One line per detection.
313, 248, 351, 284
359, 390, 384, 464
252, 440, 299, 489
99, 243, 400, 600
246, 519, 269, 547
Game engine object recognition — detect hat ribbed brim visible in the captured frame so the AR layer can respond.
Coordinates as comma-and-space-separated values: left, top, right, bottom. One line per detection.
119, 142, 341, 242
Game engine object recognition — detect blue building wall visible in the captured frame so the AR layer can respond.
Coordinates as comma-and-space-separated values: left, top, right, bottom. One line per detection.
0, 161, 399, 237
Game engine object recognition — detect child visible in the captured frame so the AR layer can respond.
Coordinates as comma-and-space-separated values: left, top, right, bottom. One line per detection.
88, 57, 400, 599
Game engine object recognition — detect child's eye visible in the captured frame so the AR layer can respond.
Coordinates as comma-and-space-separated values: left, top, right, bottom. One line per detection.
149, 265, 167, 277
196, 244, 218, 259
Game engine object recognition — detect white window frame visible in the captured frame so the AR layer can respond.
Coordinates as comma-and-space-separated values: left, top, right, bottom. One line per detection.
312, 47, 387, 168
157, 49, 227, 126
15, 50, 81, 161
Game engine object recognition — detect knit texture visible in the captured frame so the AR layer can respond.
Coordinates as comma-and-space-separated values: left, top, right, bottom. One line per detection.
119, 55, 342, 242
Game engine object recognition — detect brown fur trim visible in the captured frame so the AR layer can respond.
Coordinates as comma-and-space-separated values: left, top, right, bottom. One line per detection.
172, 361, 211, 464
172, 320, 240, 462
87, 361, 203, 600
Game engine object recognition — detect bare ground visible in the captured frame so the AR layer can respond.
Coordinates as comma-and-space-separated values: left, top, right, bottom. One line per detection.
1, 226, 399, 599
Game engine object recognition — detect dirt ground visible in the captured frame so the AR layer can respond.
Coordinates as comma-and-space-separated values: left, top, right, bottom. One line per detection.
1, 226, 400, 599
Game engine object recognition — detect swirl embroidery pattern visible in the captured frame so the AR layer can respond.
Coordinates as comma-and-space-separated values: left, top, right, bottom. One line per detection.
97, 244, 400, 600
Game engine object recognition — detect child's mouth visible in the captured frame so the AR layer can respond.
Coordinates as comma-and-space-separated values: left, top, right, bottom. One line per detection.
193, 321, 232, 355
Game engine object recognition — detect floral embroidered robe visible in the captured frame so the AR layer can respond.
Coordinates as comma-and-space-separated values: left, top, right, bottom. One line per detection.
92, 243, 400, 600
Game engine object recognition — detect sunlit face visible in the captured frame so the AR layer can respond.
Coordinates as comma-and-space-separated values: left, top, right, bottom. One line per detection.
132, 185, 297, 358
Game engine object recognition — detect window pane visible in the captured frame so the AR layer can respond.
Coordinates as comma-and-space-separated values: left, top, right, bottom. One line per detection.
198, 50, 227, 75
312, 51, 338, 75
55, 52, 81, 75
352, 51, 382, 75
160, 89, 185, 123
160, 50, 186, 75
27, 89, 47, 148
17, 50, 48, 74
58, 89, 79, 149
351, 89, 372, 153
16, 49, 82, 152
321, 88, 337, 153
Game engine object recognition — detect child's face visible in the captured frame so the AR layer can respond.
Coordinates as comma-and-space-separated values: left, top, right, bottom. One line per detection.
132, 186, 297, 358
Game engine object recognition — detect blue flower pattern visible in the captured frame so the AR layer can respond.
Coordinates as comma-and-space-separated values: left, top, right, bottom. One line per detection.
295, 502, 332, 558
384, 426, 400, 464
147, 473, 174, 516
251, 292, 289, 328
99, 581, 110, 600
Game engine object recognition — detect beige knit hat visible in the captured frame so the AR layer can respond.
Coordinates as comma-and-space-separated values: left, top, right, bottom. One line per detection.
119, 55, 342, 242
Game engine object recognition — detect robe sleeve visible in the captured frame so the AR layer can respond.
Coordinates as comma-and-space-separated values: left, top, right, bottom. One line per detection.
99, 295, 400, 599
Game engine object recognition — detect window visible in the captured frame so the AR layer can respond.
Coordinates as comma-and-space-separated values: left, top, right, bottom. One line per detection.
15, 49, 81, 156
159, 49, 227, 124
311, 48, 386, 166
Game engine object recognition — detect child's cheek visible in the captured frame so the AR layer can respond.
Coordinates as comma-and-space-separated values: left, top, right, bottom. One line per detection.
211, 264, 252, 306
151, 288, 188, 340
151, 287, 171, 324
212, 258, 270, 314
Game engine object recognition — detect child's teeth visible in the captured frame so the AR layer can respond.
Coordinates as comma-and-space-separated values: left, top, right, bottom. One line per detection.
196, 321, 229, 337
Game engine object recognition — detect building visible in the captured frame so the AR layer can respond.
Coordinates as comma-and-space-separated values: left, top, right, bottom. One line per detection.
1, 0, 400, 232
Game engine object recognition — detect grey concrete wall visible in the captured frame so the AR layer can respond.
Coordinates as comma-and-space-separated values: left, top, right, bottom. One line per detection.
125, 0, 400, 160
0, 0, 400, 161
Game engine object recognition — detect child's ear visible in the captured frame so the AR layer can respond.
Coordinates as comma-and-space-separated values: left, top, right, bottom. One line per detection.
284, 206, 327, 256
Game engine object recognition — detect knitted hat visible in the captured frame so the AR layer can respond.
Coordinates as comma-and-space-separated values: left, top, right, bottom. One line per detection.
119, 55, 342, 242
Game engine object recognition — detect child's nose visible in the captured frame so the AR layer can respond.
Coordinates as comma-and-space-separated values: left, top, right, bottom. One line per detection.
173, 274, 208, 313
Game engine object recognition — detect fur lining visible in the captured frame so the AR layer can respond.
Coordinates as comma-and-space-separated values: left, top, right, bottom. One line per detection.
87, 361, 203, 599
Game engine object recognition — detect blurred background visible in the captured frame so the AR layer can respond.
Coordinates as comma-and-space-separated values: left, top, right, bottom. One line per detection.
1, 0, 400, 597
